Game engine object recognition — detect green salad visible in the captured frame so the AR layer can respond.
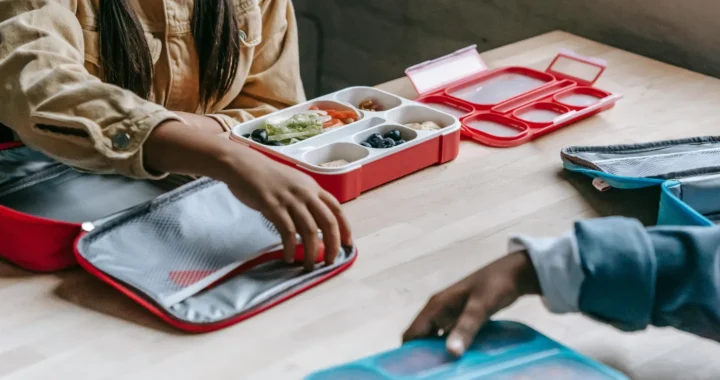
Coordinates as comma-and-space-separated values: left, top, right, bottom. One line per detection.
265, 112, 325, 145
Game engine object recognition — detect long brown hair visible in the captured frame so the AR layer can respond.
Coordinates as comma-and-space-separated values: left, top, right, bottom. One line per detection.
98, 0, 241, 108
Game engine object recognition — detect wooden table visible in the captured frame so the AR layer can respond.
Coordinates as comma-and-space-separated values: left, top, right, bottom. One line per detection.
2, 31, 720, 380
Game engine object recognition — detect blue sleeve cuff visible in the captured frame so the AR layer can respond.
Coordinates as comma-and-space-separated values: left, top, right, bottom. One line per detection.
574, 218, 656, 331
509, 232, 583, 314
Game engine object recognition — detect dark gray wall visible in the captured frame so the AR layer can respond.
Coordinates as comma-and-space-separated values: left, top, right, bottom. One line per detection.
296, 0, 720, 97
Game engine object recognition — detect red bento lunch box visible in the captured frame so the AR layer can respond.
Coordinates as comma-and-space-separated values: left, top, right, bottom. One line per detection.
407, 46, 623, 148
229, 88, 462, 203
230, 46, 620, 203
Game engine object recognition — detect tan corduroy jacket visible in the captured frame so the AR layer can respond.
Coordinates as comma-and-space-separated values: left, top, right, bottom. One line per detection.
0, 0, 305, 178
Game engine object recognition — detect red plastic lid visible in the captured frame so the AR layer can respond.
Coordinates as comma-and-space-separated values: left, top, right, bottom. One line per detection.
405, 45, 488, 96
546, 49, 607, 86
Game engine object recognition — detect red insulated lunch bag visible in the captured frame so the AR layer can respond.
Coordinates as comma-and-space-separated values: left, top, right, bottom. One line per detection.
0, 142, 357, 332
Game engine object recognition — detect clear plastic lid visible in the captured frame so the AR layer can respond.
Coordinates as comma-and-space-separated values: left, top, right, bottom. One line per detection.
477, 356, 618, 380
558, 92, 602, 107
546, 49, 607, 86
553, 86, 611, 108
406, 45, 488, 95
376, 345, 454, 376
307, 366, 386, 380
468, 320, 537, 353
448, 70, 552, 106
426, 102, 471, 118
466, 118, 526, 138
514, 103, 570, 124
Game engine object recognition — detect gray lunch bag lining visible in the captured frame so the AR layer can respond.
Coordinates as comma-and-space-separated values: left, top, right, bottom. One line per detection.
0, 146, 57, 188
75, 178, 355, 324
562, 136, 720, 180
0, 146, 189, 223
562, 136, 720, 223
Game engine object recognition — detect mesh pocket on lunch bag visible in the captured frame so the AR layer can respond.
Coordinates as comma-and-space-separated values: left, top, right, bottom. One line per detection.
591, 147, 720, 178
80, 180, 283, 307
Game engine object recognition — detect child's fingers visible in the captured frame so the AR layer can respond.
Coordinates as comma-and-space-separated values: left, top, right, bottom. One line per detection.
290, 204, 320, 272
402, 314, 435, 343
402, 293, 451, 343
446, 296, 489, 357
307, 198, 340, 265
320, 191, 353, 247
431, 309, 460, 337
267, 208, 297, 264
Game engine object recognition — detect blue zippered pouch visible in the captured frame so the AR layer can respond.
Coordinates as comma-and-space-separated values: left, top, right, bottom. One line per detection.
561, 136, 720, 226
306, 320, 627, 379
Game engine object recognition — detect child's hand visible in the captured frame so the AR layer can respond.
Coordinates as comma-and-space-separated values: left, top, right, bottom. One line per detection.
219, 148, 352, 272
402, 252, 540, 356
144, 121, 353, 272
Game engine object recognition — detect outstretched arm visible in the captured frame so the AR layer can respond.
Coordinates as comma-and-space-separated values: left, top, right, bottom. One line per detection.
404, 217, 720, 356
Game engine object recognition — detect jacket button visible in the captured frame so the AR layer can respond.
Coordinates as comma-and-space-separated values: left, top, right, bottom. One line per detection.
239, 30, 247, 42
111, 133, 131, 150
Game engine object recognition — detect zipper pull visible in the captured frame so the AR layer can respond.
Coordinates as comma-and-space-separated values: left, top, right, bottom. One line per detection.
592, 177, 611, 192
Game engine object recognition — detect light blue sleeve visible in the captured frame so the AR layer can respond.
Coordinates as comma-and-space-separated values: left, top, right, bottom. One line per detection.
512, 217, 720, 342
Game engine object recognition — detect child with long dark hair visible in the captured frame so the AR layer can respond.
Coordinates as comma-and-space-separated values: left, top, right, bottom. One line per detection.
0, 0, 351, 270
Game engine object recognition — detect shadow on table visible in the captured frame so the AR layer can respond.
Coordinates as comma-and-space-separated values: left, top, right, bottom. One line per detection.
559, 170, 661, 226
0, 258, 178, 332
0, 259, 183, 334
0, 261, 36, 278
590, 354, 633, 380
52, 271, 183, 335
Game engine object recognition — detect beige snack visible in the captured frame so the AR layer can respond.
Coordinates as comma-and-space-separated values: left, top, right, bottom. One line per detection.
319, 159, 350, 168
405, 121, 441, 131
358, 98, 382, 112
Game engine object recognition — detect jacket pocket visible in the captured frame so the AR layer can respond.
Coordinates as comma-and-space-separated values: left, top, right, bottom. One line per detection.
236, 0, 262, 48
81, 28, 162, 74
81, 28, 101, 75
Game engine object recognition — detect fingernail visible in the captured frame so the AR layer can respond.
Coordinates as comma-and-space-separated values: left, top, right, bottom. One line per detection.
447, 337, 465, 356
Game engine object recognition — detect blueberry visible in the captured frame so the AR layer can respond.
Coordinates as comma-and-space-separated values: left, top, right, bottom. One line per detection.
266, 141, 283, 146
383, 130, 402, 141
360, 142, 372, 148
242, 133, 251, 139
251, 129, 268, 143
381, 138, 396, 148
367, 133, 383, 143
366, 133, 384, 148
395, 139, 406, 145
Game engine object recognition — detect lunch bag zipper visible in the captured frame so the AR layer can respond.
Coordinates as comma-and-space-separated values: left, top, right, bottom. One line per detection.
0, 164, 70, 198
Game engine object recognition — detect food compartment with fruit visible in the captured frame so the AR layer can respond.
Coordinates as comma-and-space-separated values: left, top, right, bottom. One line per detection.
234, 100, 362, 147
335, 86, 403, 113
230, 87, 462, 202
356, 124, 417, 150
